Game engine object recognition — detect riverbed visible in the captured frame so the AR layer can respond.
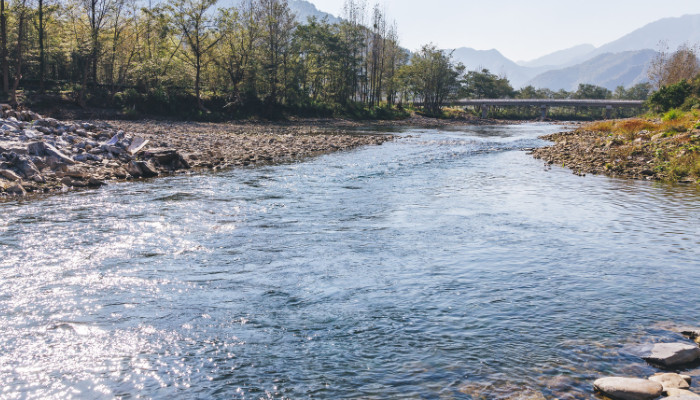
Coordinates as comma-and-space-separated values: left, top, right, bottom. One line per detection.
1, 124, 699, 399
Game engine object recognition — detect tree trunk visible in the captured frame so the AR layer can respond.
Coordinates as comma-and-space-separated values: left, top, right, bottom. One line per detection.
11, 8, 25, 105
0, 0, 7, 95
38, 0, 44, 92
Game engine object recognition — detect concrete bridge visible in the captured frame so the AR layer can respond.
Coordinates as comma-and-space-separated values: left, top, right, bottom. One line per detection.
452, 99, 645, 119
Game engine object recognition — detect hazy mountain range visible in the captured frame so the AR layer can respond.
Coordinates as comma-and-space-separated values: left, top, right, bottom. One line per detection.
450, 14, 700, 90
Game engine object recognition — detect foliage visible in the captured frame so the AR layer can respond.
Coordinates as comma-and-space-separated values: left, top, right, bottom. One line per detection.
647, 79, 693, 112
400, 44, 464, 115
648, 43, 700, 89
573, 83, 611, 99
463, 69, 514, 99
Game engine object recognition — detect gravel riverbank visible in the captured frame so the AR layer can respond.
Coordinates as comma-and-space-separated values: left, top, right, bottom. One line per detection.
0, 109, 397, 198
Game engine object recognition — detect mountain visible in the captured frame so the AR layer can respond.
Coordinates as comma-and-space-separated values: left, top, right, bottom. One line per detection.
450, 47, 547, 88
518, 44, 596, 68
287, 0, 341, 24
526, 50, 657, 91
592, 14, 700, 56
224, 0, 340, 24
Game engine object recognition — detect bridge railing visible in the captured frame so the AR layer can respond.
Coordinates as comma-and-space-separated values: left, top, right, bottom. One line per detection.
451, 99, 645, 119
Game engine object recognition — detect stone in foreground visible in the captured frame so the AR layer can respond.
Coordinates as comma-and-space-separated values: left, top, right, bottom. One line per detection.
641, 343, 700, 367
649, 373, 690, 391
665, 388, 700, 398
593, 377, 663, 400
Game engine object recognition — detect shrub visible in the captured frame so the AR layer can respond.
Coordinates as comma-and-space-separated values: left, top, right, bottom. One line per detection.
648, 80, 692, 112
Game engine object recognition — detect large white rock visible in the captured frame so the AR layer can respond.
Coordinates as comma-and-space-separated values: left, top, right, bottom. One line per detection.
649, 373, 690, 391
641, 343, 700, 367
593, 377, 663, 400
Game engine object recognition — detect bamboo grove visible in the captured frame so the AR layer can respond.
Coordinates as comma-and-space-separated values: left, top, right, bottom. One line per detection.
0, 0, 430, 118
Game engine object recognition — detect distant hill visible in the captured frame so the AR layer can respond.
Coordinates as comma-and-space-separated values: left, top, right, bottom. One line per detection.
592, 14, 700, 56
518, 44, 596, 69
224, 0, 340, 24
452, 14, 700, 90
450, 47, 547, 88
526, 50, 657, 91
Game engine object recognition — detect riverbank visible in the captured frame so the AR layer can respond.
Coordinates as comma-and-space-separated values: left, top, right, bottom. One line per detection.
0, 110, 412, 199
532, 114, 700, 184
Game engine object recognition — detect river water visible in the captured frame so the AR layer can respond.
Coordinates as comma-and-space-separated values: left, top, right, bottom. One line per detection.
1, 124, 699, 399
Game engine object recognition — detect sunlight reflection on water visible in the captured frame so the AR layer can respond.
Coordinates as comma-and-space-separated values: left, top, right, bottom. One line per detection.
1, 124, 700, 399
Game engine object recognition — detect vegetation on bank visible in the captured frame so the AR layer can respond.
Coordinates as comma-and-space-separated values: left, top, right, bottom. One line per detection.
583, 111, 700, 182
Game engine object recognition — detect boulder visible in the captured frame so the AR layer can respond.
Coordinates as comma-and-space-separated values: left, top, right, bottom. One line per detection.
125, 161, 143, 178
649, 373, 690, 391
146, 148, 190, 170
6, 182, 26, 196
0, 168, 21, 181
27, 141, 75, 165
134, 161, 158, 178
641, 343, 700, 367
593, 377, 663, 400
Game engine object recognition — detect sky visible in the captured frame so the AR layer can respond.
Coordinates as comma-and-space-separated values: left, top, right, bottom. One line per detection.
307, 0, 700, 62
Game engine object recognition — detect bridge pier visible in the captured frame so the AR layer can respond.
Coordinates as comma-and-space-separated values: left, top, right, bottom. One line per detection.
540, 105, 548, 120
481, 105, 490, 118
605, 105, 613, 119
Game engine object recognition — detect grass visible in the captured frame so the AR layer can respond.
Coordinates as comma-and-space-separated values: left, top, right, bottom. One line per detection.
581, 109, 700, 183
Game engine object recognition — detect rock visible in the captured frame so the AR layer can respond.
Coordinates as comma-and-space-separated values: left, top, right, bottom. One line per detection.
649, 373, 690, 391
134, 161, 158, 178
641, 343, 700, 367
27, 141, 46, 156
0, 168, 21, 181
6, 154, 41, 179
6, 182, 26, 196
666, 388, 700, 398
593, 377, 663, 400
125, 161, 143, 178
45, 143, 76, 165
127, 136, 149, 155
87, 177, 104, 187
27, 141, 75, 165
146, 148, 190, 169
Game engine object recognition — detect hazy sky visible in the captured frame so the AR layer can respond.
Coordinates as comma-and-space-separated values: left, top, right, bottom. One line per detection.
308, 0, 700, 61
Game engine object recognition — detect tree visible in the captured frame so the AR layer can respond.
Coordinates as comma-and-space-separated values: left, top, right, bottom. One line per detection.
169, 0, 224, 109
10, 0, 30, 105
573, 83, 611, 99
258, 0, 295, 106
463, 69, 514, 99
1, 0, 8, 94
402, 44, 463, 114
613, 83, 651, 100
648, 43, 700, 89
215, 0, 260, 106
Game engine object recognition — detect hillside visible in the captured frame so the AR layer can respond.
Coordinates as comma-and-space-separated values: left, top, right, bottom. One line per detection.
526, 50, 657, 91
450, 47, 546, 88
592, 14, 700, 56
518, 44, 596, 68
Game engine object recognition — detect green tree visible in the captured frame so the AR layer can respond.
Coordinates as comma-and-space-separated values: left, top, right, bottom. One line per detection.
169, 0, 224, 109
463, 69, 514, 99
402, 44, 463, 114
573, 83, 611, 99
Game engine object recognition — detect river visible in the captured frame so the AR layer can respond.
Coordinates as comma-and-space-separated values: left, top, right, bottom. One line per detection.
1, 124, 699, 399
